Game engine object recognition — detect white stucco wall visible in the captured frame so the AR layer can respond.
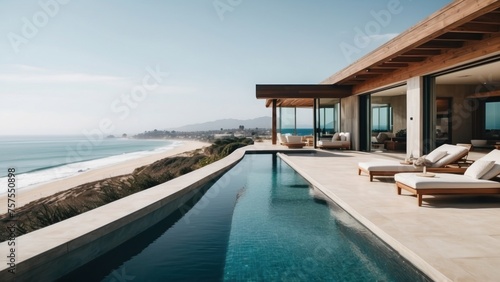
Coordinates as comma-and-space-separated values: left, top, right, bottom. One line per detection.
406, 77, 423, 157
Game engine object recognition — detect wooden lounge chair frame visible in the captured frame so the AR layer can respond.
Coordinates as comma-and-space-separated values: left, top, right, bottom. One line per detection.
358, 166, 467, 182
396, 181, 500, 207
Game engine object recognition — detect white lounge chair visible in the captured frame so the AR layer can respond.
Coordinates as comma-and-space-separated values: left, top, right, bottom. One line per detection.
395, 149, 500, 206
358, 144, 469, 181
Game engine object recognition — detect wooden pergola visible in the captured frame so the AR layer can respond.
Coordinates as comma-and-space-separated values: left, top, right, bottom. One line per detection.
256, 84, 351, 144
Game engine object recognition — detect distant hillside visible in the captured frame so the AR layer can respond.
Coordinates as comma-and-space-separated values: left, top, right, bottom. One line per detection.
171, 117, 272, 132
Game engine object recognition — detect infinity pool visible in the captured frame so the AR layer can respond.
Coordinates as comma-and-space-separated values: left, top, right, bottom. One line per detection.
62, 153, 429, 281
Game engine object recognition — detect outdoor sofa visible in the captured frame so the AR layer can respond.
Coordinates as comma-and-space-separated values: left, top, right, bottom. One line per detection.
395, 149, 500, 206
358, 144, 469, 181
283, 135, 306, 149
318, 132, 350, 149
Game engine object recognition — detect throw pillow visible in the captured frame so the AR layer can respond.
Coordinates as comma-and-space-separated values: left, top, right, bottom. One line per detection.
332, 132, 340, 141
413, 156, 432, 167
480, 164, 500, 180
464, 160, 496, 179
424, 150, 447, 163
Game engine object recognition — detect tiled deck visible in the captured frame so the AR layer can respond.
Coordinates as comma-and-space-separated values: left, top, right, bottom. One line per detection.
252, 142, 499, 281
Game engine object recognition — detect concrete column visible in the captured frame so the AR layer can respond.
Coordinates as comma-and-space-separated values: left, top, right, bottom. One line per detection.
407, 76, 423, 157
272, 99, 277, 145
340, 95, 359, 150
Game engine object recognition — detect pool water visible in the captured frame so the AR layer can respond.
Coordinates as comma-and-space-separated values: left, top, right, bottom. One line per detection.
62, 154, 430, 281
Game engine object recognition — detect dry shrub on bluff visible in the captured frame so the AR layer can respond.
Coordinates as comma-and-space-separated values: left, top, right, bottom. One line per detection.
0, 137, 253, 241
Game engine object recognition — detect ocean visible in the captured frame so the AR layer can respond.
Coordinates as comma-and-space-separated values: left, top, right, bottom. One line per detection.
0, 136, 179, 193
280, 128, 314, 136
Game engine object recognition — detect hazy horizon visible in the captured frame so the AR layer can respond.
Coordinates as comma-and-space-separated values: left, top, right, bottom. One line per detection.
1, 0, 451, 136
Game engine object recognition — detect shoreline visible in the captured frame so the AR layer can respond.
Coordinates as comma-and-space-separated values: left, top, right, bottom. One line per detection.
0, 140, 210, 214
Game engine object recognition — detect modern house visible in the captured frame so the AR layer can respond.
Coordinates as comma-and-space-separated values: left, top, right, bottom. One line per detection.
257, 0, 500, 156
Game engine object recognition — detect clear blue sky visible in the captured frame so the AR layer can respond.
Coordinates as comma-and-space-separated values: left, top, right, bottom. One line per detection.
0, 0, 451, 135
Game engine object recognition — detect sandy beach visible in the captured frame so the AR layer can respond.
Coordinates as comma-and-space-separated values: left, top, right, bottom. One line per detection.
1, 140, 210, 214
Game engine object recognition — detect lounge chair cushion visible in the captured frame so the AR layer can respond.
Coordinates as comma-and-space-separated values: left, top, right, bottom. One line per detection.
464, 160, 496, 179
430, 144, 469, 168
425, 150, 447, 163
395, 173, 500, 189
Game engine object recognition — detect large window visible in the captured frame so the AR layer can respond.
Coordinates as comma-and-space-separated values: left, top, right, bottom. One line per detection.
485, 101, 500, 139
485, 101, 500, 130
372, 104, 392, 132
279, 108, 313, 136
317, 98, 340, 136
319, 107, 337, 134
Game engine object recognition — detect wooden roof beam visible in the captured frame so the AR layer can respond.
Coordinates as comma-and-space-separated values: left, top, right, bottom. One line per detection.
452, 23, 500, 33
416, 41, 464, 49
434, 32, 485, 41
375, 62, 409, 68
364, 68, 396, 74
388, 57, 427, 62
265, 98, 315, 108
399, 49, 442, 56
352, 33, 500, 95
256, 84, 352, 99
470, 14, 500, 24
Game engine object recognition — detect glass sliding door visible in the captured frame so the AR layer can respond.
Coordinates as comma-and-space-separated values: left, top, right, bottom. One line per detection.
370, 85, 407, 151
372, 104, 393, 133
317, 98, 340, 139
279, 107, 296, 135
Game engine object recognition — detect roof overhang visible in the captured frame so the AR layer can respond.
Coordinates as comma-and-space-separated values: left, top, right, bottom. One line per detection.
256, 0, 500, 106
256, 84, 351, 107
322, 0, 500, 94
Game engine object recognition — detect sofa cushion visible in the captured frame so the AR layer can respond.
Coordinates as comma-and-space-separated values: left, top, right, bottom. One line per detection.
286, 136, 303, 143
465, 160, 496, 179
